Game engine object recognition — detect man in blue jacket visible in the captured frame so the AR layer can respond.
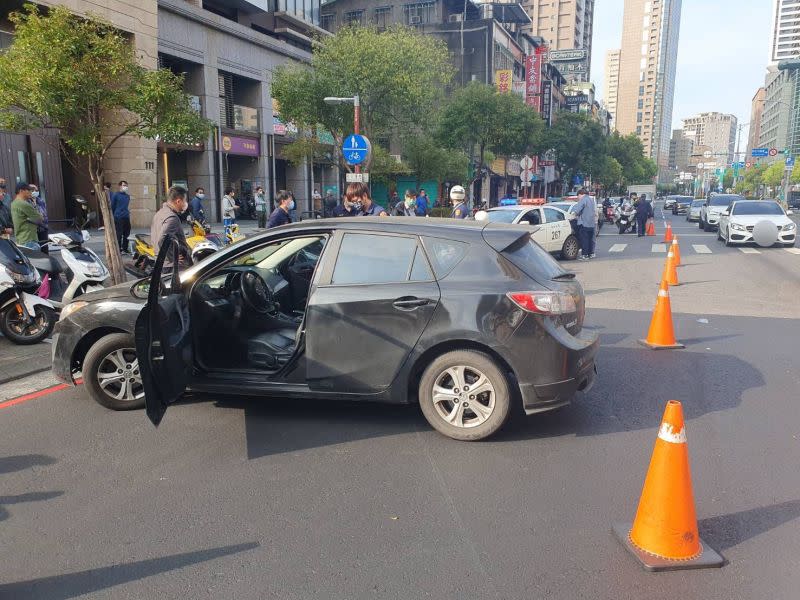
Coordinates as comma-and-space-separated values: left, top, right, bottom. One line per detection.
415, 188, 429, 216
110, 180, 131, 254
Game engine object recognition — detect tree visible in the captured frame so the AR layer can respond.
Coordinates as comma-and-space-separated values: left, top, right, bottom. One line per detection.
436, 82, 544, 187
607, 132, 657, 187
762, 161, 785, 188
544, 112, 607, 190
403, 137, 470, 185
722, 170, 734, 191
596, 156, 623, 192
0, 5, 211, 284
736, 163, 767, 195
271, 25, 453, 160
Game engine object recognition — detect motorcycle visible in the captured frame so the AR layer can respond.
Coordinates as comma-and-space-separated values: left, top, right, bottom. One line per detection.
616, 204, 637, 234
19, 230, 108, 310
130, 216, 224, 277
604, 205, 616, 223
0, 238, 57, 345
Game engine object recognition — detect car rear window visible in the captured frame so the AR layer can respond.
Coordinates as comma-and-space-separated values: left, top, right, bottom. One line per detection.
502, 234, 569, 282
421, 237, 468, 279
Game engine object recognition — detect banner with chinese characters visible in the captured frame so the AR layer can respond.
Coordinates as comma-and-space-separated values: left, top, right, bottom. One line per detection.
495, 69, 512, 94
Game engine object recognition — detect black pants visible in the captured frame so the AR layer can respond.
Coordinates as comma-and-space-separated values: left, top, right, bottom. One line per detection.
115, 217, 131, 252
37, 228, 49, 253
257, 210, 267, 229
636, 215, 647, 236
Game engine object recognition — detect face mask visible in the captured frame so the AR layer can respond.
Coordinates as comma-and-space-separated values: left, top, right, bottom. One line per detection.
354, 201, 363, 211
288, 200, 295, 211
405, 199, 415, 208
121, 186, 129, 193
197, 193, 205, 200
31, 191, 40, 198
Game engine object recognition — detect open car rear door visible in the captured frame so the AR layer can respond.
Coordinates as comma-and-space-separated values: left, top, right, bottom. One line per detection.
134, 235, 193, 426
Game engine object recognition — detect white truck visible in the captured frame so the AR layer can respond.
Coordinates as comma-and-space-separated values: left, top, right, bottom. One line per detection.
626, 184, 656, 202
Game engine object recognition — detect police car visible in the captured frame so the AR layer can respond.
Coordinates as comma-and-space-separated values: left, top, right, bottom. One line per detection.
477, 204, 580, 260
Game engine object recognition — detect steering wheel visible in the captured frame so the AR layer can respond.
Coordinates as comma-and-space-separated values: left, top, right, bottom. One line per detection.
239, 269, 274, 314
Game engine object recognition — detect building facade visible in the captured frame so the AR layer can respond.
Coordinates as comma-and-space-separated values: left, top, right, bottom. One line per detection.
681, 112, 737, 165
747, 87, 766, 158
668, 128, 693, 171
520, 0, 594, 83
759, 66, 792, 161
770, 0, 800, 65
616, 0, 682, 177
604, 48, 620, 129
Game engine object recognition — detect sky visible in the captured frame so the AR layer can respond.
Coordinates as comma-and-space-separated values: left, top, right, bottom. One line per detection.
590, 0, 773, 140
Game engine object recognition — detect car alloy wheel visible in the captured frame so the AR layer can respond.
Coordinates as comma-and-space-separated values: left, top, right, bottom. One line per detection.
82, 333, 145, 410
561, 235, 580, 260
97, 348, 143, 403
432, 366, 496, 428
418, 350, 511, 441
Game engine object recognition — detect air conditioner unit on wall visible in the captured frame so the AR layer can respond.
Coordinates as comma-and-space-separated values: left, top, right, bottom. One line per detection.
409, 16, 421, 24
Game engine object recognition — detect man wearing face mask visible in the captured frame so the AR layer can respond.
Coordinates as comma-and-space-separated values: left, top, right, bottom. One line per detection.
347, 182, 387, 216
30, 184, 49, 253
393, 189, 417, 216
267, 190, 294, 228
254, 186, 267, 228
190, 187, 206, 223
150, 186, 192, 269
333, 194, 357, 217
110, 180, 131, 254
11, 182, 42, 250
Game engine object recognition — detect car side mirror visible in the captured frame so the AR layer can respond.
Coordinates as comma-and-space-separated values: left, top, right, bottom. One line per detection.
787, 210, 794, 215
722, 210, 730, 216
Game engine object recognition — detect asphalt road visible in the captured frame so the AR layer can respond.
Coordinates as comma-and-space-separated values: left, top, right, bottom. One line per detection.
1, 206, 799, 599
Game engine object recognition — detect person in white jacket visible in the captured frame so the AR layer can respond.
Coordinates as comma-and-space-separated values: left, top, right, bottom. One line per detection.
222, 186, 239, 245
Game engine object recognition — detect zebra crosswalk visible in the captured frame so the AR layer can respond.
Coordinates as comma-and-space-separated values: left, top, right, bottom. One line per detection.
597, 242, 799, 256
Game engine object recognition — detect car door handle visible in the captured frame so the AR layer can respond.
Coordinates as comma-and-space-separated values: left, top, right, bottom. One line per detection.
393, 297, 431, 310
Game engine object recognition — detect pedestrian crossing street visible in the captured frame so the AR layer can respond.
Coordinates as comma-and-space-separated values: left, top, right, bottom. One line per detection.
602, 243, 799, 255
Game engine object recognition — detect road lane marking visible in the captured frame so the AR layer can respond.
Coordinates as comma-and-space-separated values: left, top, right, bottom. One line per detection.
738, 248, 761, 254
651, 244, 667, 253
785, 247, 800, 254
609, 243, 627, 252
0, 379, 83, 410
692, 244, 712, 254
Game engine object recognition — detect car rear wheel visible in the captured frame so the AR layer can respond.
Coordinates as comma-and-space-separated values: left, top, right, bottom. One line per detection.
419, 350, 511, 441
561, 235, 580, 260
83, 333, 145, 410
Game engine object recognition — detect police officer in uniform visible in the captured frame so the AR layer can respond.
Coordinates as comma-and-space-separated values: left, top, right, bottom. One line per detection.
449, 185, 468, 219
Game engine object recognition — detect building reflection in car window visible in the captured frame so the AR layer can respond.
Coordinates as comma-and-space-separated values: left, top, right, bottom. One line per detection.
421, 237, 468, 279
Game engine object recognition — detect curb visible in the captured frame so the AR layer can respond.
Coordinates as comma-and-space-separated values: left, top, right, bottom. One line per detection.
0, 366, 53, 386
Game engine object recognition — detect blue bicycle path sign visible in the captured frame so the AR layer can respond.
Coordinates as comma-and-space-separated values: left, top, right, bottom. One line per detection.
343, 134, 370, 165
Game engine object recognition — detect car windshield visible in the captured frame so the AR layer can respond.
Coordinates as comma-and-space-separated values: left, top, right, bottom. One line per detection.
484, 210, 521, 224
710, 195, 742, 206
233, 237, 324, 269
732, 202, 785, 216
691, 200, 705, 207
677, 197, 693, 203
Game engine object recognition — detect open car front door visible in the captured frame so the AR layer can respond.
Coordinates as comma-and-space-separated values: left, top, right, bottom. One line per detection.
134, 235, 193, 426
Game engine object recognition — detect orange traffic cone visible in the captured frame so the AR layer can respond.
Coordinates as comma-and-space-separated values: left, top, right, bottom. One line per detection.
663, 222, 673, 243
662, 250, 680, 286
671, 236, 682, 267
638, 280, 684, 349
613, 401, 724, 571
646, 219, 656, 236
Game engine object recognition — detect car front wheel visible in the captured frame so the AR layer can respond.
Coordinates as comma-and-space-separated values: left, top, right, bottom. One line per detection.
419, 350, 511, 441
83, 333, 145, 410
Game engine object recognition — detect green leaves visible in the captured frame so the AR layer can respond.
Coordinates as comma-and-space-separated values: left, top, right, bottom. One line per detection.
403, 136, 469, 184
0, 5, 211, 160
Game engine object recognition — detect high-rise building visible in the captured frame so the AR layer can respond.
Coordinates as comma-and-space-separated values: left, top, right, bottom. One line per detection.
769, 0, 800, 65
616, 0, 682, 176
759, 66, 793, 159
681, 112, 738, 164
747, 88, 766, 158
668, 128, 693, 171
520, 0, 595, 82
604, 49, 620, 129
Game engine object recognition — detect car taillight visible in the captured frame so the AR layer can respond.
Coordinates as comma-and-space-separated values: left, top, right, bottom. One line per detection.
507, 291, 577, 315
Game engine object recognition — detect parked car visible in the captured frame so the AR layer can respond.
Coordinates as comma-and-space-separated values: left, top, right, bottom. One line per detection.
548, 201, 605, 237
717, 200, 796, 247
686, 199, 705, 222
51, 218, 599, 442
671, 196, 693, 215
663, 196, 677, 210
700, 194, 745, 231
480, 205, 581, 260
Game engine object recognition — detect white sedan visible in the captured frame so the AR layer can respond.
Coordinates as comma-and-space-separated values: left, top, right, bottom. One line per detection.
479, 205, 580, 260
717, 200, 796, 247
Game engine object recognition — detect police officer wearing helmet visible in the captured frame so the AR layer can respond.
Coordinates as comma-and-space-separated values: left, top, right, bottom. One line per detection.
449, 185, 468, 219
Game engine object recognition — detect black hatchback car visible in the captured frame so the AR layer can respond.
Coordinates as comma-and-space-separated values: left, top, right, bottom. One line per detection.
52, 218, 598, 441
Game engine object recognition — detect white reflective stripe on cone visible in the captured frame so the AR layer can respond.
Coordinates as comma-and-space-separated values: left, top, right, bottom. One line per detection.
657, 423, 686, 444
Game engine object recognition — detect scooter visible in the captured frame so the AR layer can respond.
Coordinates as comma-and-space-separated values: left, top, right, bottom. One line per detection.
20, 230, 108, 309
604, 205, 616, 223
0, 238, 57, 345
130, 217, 226, 277
616, 205, 637, 234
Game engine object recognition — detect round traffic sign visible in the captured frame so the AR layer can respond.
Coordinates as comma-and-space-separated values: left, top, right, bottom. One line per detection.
703, 150, 713, 159
697, 162, 705, 170
520, 169, 534, 182
769, 148, 778, 157
745, 161, 752, 168
520, 155, 534, 170
343, 134, 370, 165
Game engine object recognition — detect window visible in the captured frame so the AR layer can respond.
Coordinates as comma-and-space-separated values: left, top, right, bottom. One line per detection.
344, 10, 365, 26
637, 112, 643, 123
321, 13, 336, 32
543, 208, 566, 222
637, 99, 644, 109
636, 126, 642, 135
639, 85, 645, 95
409, 247, 434, 281
522, 210, 541, 225
332, 234, 427, 285
375, 6, 392, 29
404, 2, 436, 25
422, 237, 468, 278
